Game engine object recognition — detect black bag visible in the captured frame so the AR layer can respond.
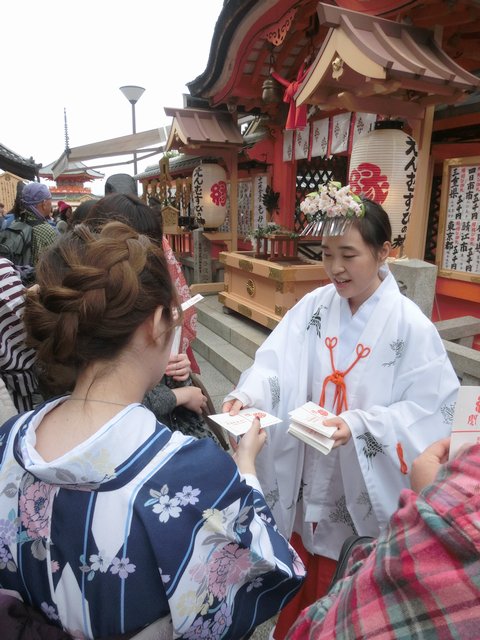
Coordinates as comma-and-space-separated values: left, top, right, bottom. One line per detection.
0, 220, 34, 265
329, 535, 375, 589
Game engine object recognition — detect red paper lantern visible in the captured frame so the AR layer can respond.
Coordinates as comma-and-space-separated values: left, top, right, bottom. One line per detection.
191, 163, 228, 229
348, 121, 418, 248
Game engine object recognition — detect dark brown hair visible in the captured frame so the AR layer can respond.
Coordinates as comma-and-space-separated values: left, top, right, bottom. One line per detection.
85, 193, 163, 243
353, 197, 392, 253
24, 222, 181, 392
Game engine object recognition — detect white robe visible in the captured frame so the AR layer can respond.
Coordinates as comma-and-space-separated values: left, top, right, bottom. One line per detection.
225, 268, 459, 559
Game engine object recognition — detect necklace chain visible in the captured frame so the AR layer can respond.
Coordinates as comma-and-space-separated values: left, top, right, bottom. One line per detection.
68, 397, 130, 407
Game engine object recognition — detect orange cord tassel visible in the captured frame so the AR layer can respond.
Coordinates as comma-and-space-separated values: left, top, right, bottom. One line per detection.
319, 337, 371, 414
396, 442, 408, 475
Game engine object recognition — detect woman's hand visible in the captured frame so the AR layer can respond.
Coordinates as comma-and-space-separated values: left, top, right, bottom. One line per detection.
324, 417, 352, 448
232, 418, 266, 475
172, 386, 207, 414
165, 353, 191, 381
410, 437, 450, 493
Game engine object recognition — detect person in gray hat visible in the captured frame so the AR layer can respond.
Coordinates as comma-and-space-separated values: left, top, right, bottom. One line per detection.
18, 182, 58, 265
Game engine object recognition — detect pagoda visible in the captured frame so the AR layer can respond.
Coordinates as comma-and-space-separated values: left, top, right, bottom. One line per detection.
39, 110, 103, 208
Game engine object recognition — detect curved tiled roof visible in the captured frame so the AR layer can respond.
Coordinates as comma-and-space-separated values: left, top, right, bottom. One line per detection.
0, 143, 40, 180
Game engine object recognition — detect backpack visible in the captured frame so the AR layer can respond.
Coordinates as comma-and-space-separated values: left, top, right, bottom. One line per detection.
0, 219, 35, 266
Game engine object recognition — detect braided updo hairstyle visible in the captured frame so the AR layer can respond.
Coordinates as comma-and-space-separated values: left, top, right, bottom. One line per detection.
24, 222, 181, 394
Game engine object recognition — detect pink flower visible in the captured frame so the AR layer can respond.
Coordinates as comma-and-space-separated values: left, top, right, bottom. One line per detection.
208, 543, 252, 598
19, 482, 54, 539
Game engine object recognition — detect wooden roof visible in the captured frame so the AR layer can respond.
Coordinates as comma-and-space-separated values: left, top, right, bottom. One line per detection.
40, 160, 104, 181
188, 0, 480, 119
0, 143, 40, 181
164, 107, 244, 153
295, 3, 480, 119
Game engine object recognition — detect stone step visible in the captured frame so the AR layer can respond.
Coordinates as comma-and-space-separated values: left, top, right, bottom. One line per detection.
193, 322, 255, 386
196, 295, 271, 360
192, 295, 270, 388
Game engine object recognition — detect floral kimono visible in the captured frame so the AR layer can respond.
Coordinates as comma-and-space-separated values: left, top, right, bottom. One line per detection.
0, 401, 305, 639
225, 267, 459, 559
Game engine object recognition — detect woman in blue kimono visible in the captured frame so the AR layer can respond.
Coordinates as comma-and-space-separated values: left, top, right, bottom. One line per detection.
0, 222, 305, 639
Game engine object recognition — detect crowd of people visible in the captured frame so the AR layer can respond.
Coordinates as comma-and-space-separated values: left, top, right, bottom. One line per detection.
0, 179, 475, 640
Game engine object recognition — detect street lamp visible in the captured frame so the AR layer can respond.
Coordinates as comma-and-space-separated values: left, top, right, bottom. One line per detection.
119, 85, 145, 180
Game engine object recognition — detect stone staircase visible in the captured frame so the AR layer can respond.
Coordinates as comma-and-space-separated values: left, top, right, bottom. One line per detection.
193, 293, 271, 388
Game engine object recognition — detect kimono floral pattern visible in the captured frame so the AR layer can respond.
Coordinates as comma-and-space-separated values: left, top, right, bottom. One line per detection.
145, 483, 298, 636
19, 476, 55, 540
144, 484, 201, 523
0, 404, 305, 639
0, 512, 17, 571
79, 549, 136, 582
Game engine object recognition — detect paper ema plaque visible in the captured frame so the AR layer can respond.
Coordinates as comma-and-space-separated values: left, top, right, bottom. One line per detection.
438, 158, 480, 282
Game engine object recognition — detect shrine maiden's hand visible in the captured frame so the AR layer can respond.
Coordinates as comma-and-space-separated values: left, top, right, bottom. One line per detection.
410, 437, 450, 493
232, 417, 266, 475
222, 398, 244, 416
222, 398, 246, 451
165, 353, 191, 381
324, 416, 352, 448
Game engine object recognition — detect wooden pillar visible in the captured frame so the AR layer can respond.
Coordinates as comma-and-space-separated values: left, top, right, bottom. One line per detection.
272, 128, 297, 230
403, 106, 435, 259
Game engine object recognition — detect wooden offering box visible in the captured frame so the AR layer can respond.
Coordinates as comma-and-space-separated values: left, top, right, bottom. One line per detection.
219, 251, 329, 329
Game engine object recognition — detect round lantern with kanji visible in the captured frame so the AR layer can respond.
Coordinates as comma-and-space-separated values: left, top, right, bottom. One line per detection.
348, 121, 418, 248
191, 163, 228, 230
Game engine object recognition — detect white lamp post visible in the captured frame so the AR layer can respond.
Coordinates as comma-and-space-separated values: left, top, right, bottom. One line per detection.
119, 85, 145, 181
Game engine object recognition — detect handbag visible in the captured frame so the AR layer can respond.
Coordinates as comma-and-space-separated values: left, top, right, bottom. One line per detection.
328, 535, 375, 589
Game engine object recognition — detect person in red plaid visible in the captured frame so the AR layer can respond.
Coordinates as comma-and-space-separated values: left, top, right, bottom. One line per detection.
287, 437, 480, 639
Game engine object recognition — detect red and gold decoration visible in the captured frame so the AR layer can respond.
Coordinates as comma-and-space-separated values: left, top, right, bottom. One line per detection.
191, 163, 228, 229
349, 121, 418, 248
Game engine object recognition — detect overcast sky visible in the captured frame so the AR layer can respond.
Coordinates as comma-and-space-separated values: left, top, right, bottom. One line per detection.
2, 0, 224, 194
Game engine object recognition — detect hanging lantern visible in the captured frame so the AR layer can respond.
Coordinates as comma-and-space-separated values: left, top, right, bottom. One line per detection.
348, 121, 418, 248
191, 163, 228, 230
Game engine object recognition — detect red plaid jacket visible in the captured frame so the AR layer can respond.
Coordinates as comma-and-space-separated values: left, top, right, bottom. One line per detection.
287, 444, 480, 639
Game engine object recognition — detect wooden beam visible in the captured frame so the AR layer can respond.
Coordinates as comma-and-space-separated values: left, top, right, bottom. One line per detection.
433, 111, 480, 131
335, 91, 425, 119
418, 91, 466, 107
391, 76, 460, 97
355, 79, 402, 97
432, 143, 480, 161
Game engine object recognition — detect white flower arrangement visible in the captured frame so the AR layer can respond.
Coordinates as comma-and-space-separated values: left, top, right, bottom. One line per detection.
299, 181, 365, 220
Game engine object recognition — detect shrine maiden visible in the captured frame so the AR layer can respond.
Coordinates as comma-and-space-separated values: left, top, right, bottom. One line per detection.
223, 184, 460, 638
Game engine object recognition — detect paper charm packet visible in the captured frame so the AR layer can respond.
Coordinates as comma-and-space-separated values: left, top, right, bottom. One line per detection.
288, 401, 337, 438
448, 386, 480, 461
208, 408, 282, 437
287, 401, 337, 455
